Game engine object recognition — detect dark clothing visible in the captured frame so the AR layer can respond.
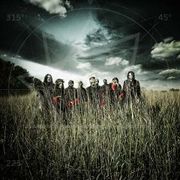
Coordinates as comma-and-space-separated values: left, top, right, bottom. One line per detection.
53, 86, 65, 99
76, 87, 88, 115
86, 85, 101, 106
122, 79, 141, 104
109, 83, 122, 104
101, 84, 110, 95
53, 87, 65, 114
77, 87, 88, 103
37, 82, 54, 111
42, 82, 54, 97
64, 86, 78, 122
100, 84, 111, 107
65, 86, 78, 108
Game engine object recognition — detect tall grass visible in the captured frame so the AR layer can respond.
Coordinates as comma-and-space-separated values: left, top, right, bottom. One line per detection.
0, 91, 180, 179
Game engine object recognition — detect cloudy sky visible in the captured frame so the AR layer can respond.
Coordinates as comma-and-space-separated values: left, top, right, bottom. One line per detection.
0, 0, 180, 89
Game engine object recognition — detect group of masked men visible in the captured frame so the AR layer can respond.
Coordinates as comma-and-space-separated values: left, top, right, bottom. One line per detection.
34, 71, 141, 116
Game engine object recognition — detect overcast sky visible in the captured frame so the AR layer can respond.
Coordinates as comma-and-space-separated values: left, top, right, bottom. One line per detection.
0, 0, 180, 89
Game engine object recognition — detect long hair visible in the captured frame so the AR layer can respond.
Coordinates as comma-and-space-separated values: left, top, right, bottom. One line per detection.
43, 74, 53, 84
127, 71, 135, 80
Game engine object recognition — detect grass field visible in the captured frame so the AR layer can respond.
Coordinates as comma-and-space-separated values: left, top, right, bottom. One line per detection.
0, 90, 180, 179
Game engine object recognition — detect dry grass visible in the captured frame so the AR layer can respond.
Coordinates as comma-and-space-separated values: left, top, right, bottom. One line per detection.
0, 90, 180, 179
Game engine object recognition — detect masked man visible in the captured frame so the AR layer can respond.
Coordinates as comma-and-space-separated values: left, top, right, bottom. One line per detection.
52, 79, 65, 115
86, 77, 101, 107
65, 80, 79, 109
100, 79, 110, 107
109, 77, 123, 106
77, 81, 88, 103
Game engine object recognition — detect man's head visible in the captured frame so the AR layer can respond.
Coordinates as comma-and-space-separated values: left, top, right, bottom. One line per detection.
55, 79, 64, 88
96, 79, 99, 86
127, 71, 135, 81
78, 81, 83, 88
68, 80, 74, 87
89, 77, 96, 87
44, 74, 53, 84
103, 79, 107, 85
112, 77, 119, 84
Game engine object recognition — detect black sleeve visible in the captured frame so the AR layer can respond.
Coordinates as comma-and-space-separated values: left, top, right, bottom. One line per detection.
84, 88, 88, 102
123, 81, 126, 93
136, 81, 141, 97
75, 88, 78, 99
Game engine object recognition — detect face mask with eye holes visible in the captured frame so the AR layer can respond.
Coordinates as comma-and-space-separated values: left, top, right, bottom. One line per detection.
47, 76, 52, 83
58, 82, 63, 88
90, 79, 96, 87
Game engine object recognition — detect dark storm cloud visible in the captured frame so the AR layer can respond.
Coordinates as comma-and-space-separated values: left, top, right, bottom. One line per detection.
0, 19, 76, 67
85, 28, 110, 46
74, 3, 180, 88
78, 27, 142, 67
1, 0, 179, 89
91, 0, 180, 73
